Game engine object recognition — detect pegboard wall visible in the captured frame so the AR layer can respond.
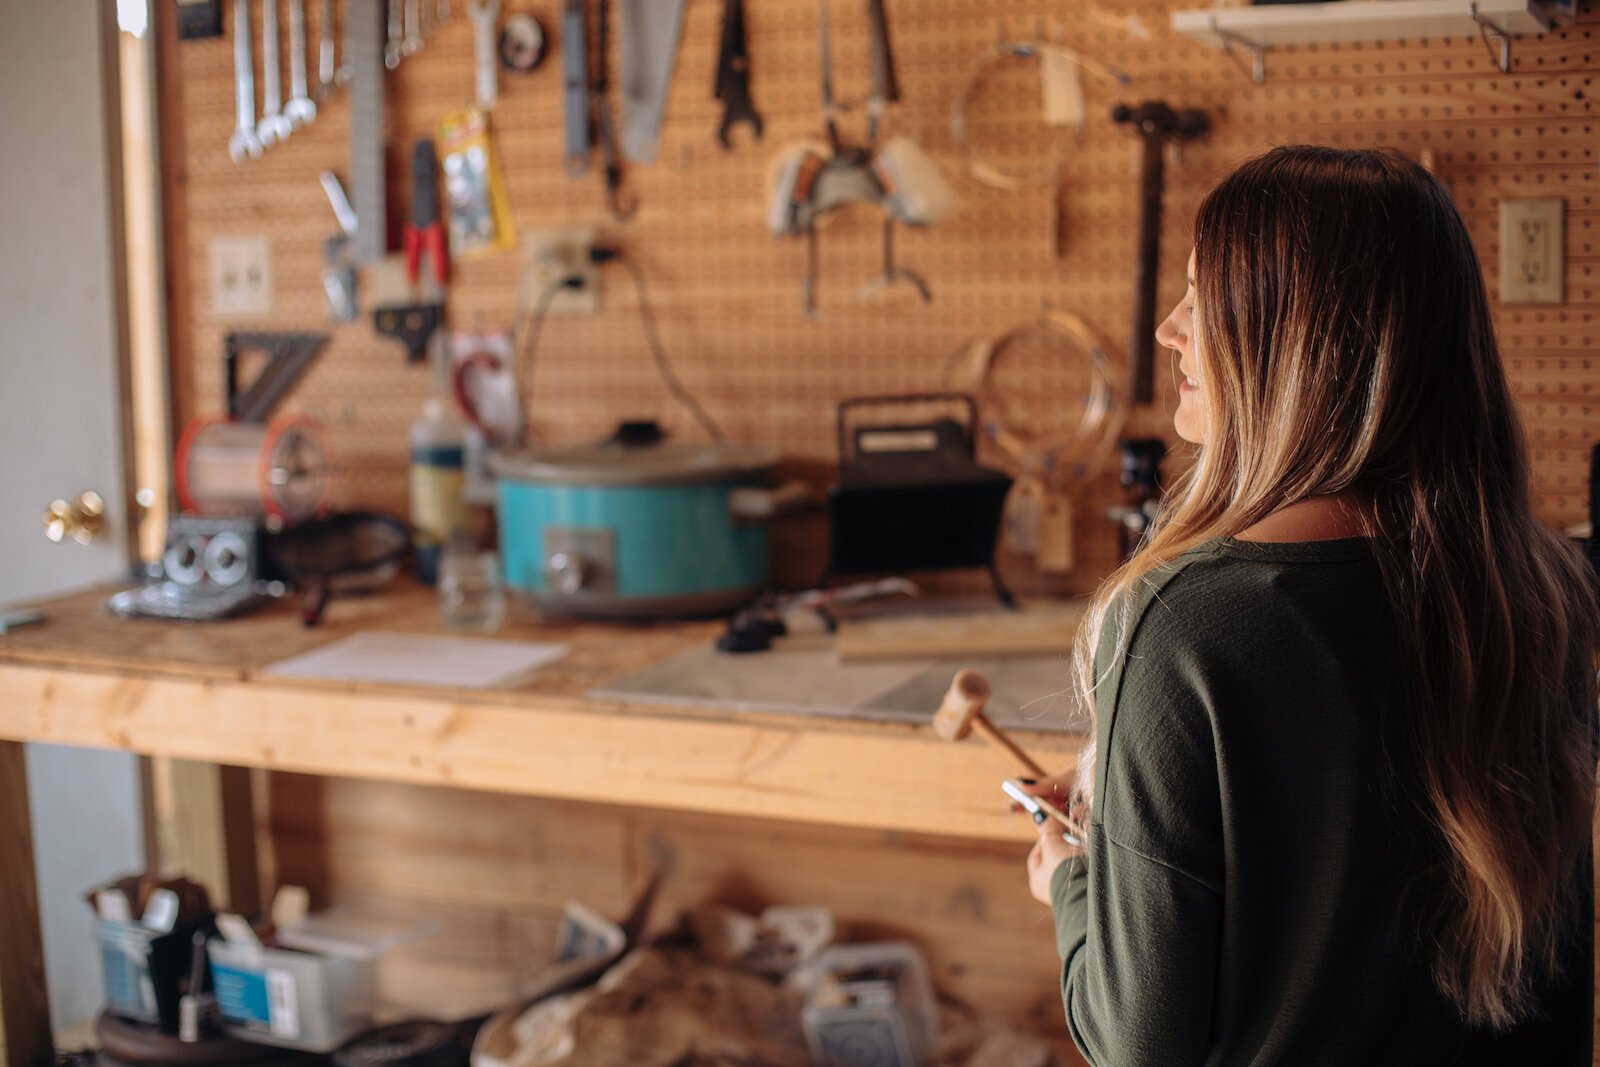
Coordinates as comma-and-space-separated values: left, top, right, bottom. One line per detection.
160, 0, 1600, 596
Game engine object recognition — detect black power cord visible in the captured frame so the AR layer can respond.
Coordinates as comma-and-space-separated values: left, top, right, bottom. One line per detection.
513, 246, 725, 445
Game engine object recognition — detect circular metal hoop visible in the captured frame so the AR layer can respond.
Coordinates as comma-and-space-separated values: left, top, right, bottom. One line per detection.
950, 41, 1127, 191
964, 310, 1125, 480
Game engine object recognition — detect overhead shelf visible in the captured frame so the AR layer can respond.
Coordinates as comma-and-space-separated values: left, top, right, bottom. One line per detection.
1171, 0, 1555, 83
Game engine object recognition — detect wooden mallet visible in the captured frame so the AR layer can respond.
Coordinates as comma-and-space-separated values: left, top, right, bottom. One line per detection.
934, 669, 1083, 837
933, 669, 1048, 776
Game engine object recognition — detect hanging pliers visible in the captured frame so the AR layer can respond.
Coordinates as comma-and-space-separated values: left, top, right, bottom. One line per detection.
404, 137, 448, 287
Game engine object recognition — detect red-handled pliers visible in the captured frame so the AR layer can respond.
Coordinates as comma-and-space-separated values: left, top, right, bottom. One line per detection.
404, 137, 448, 287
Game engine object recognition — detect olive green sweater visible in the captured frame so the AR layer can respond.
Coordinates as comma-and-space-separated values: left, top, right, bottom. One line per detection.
1051, 536, 1594, 1067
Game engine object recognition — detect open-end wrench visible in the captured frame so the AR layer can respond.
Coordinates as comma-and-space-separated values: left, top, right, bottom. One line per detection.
316, 0, 336, 97
285, 0, 318, 127
403, 0, 423, 54
385, 0, 403, 68
259, 0, 293, 146
469, 0, 500, 109
230, 0, 264, 162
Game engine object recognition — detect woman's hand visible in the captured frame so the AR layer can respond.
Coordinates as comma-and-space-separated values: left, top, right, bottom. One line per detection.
1014, 772, 1077, 812
1016, 772, 1089, 905
1027, 824, 1085, 904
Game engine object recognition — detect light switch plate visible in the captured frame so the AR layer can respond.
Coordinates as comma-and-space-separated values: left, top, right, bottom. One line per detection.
1499, 197, 1564, 305
207, 235, 275, 317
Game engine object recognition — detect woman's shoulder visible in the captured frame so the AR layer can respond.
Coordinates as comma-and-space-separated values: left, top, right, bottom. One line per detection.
1117, 535, 1384, 664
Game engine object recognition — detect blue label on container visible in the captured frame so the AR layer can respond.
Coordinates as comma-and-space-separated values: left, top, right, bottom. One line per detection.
212, 961, 272, 1030
100, 943, 138, 1011
411, 445, 465, 467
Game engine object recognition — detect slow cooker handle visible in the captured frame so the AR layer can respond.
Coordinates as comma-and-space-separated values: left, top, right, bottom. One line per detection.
729, 481, 815, 524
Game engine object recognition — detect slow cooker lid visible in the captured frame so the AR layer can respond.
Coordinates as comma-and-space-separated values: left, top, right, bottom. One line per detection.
490, 439, 779, 486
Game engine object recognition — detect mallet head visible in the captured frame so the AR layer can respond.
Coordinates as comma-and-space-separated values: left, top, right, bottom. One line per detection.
932, 669, 991, 741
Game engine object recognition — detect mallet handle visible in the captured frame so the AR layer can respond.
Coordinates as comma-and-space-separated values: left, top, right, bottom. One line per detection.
972, 714, 1048, 779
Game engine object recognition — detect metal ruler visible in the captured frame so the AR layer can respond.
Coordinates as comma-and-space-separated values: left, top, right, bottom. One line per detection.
347, 0, 387, 263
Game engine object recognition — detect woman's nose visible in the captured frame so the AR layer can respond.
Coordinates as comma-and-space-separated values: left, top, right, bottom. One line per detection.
1156, 313, 1184, 350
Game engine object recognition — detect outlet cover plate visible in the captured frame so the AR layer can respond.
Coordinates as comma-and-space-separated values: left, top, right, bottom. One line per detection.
520, 227, 599, 316
207, 235, 275, 317
1499, 197, 1564, 305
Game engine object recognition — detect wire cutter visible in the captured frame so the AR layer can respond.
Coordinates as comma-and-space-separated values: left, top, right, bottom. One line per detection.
404, 137, 448, 287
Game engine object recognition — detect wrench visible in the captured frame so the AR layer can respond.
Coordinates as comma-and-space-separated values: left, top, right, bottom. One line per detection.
229, 0, 264, 162
403, 0, 422, 55
469, 0, 499, 109
385, 0, 403, 68
316, 0, 336, 97
285, 0, 318, 127
259, 0, 293, 145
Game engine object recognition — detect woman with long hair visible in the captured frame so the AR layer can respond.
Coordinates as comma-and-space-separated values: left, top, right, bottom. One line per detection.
1023, 145, 1598, 1064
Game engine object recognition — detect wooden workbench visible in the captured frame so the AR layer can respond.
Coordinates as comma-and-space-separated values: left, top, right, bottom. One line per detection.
0, 582, 1081, 1064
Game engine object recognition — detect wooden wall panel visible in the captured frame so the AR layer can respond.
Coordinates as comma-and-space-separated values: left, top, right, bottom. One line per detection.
162, 0, 1600, 600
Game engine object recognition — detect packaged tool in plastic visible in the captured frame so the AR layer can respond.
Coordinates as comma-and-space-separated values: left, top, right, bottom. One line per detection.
437, 106, 516, 258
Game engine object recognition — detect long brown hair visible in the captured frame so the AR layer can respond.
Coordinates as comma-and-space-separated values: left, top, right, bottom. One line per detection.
1073, 145, 1599, 1028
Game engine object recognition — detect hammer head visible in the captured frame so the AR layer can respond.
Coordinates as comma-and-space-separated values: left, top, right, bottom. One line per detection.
932, 669, 991, 741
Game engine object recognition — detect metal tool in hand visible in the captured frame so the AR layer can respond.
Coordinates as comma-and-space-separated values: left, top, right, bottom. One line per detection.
285, 0, 318, 127
713, 0, 761, 148
259, 0, 293, 145
229, 0, 264, 162
469, 0, 500, 109
593, 0, 636, 219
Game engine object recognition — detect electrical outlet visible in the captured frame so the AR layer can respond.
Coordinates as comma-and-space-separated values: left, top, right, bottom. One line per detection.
1499, 198, 1564, 305
520, 228, 599, 316
207, 236, 275, 317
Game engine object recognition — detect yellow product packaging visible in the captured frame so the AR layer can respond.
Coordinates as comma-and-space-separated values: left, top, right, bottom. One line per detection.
437, 107, 515, 258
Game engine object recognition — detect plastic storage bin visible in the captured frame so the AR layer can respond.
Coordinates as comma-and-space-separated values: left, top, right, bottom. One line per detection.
801, 941, 938, 1067
206, 939, 375, 1052
97, 918, 208, 1032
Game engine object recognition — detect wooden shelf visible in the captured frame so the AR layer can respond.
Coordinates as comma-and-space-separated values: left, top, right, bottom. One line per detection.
1172, 0, 1555, 83
0, 585, 1080, 843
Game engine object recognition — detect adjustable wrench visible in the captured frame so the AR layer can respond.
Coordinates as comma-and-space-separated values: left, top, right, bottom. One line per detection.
259, 0, 293, 145
285, 0, 318, 127
229, 0, 264, 162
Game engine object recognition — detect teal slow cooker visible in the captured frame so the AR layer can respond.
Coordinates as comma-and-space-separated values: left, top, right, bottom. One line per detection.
491, 432, 799, 618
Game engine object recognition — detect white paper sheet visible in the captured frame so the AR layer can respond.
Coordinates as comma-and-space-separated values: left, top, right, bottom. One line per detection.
262, 631, 568, 690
